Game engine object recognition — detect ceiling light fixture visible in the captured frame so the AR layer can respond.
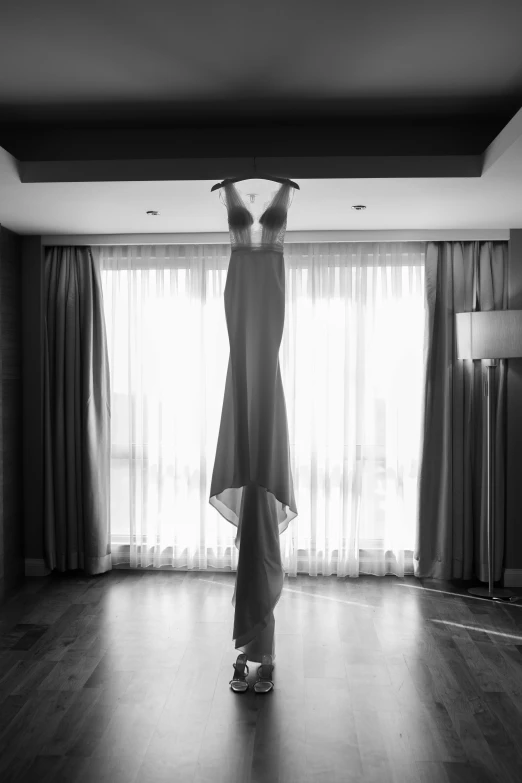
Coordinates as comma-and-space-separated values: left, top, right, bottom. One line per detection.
351, 205, 366, 210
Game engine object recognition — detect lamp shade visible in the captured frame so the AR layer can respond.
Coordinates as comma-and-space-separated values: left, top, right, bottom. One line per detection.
455, 310, 522, 360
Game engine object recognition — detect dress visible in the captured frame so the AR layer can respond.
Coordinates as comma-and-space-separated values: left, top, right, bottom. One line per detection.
209, 180, 298, 663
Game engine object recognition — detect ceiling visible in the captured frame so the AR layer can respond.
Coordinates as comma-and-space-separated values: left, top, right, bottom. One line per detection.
1, 0, 522, 236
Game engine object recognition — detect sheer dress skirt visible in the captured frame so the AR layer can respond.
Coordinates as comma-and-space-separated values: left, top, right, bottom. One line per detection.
209, 246, 297, 662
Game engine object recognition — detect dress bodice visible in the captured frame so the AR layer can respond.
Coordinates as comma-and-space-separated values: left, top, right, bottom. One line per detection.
220, 181, 293, 252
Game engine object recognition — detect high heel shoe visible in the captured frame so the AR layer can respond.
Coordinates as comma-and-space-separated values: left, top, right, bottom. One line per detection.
229, 653, 250, 693
254, 654, 274, 693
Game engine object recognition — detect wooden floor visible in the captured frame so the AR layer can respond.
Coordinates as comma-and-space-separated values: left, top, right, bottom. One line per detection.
1, 571, 522, 783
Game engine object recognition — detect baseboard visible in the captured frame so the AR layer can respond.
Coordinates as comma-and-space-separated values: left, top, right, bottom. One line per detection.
503, 569, 522, 587
21, 558, 522, 585
25, 558, 51, 577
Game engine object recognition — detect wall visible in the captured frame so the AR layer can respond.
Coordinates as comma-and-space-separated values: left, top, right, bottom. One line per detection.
21, 237, 45, 570
19, 233, 522, 581
0, 225, 24, 604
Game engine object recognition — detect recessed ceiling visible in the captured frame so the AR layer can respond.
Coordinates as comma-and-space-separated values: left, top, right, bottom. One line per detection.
1, 0, 522, 235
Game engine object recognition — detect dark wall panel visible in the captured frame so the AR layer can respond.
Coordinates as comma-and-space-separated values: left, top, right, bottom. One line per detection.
21, 237, 44, 565
0, 225, 24, 605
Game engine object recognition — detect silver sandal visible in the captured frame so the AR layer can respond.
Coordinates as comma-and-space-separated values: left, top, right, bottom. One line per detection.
254, 654, 274, 693
229, 653, 250, 693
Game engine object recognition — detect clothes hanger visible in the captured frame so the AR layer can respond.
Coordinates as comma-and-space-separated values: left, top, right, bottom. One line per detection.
210, 159, 300, 191
211, 175, 299, 192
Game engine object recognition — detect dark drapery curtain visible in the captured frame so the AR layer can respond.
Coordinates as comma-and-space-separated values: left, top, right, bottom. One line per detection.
43, 246, 111, 575
415, 241, 508, 581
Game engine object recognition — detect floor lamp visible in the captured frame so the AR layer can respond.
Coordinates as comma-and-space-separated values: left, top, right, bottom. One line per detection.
456, 310, 522, 602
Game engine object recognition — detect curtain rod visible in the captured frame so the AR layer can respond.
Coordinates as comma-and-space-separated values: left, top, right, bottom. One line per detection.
41, 230, 510, 246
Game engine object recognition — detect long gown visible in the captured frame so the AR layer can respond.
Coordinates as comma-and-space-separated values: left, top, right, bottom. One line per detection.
209, 180, 298, 663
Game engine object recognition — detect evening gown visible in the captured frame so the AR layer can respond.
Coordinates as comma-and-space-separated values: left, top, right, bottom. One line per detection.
209, 180, 298, 663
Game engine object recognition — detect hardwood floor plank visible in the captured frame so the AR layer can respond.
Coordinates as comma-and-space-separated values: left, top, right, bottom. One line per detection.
0, 693, 26, 738
384, 657, 428, 713
0, 690, 78, 781
352, 707, 390, 782
414, 761, 451, 783
10, 754, 67, 783
471, 698, 522, 783
63, 693, 123, 757
443, 760, 499, 783
373, 710, 419, 782
418, 696, 469, 763
451, 710, 504, 782
0, 658, 56, 700
76, 754, 141, 783
0, 572, 521, 782
25, 604, 91, 660
303, 677, 362, 782
42, 688, 102, 755
482, 691, 522, 758
421, 638, 478, 717
451, 636, 505, 693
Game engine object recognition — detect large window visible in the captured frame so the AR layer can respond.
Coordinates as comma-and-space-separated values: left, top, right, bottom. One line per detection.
98, 241, 426, 577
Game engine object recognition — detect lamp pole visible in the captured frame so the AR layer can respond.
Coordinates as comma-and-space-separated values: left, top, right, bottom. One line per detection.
468, 359, 514, 601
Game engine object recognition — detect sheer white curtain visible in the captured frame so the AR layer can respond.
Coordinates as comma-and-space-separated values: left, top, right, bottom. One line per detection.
96, 241, 426, 578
